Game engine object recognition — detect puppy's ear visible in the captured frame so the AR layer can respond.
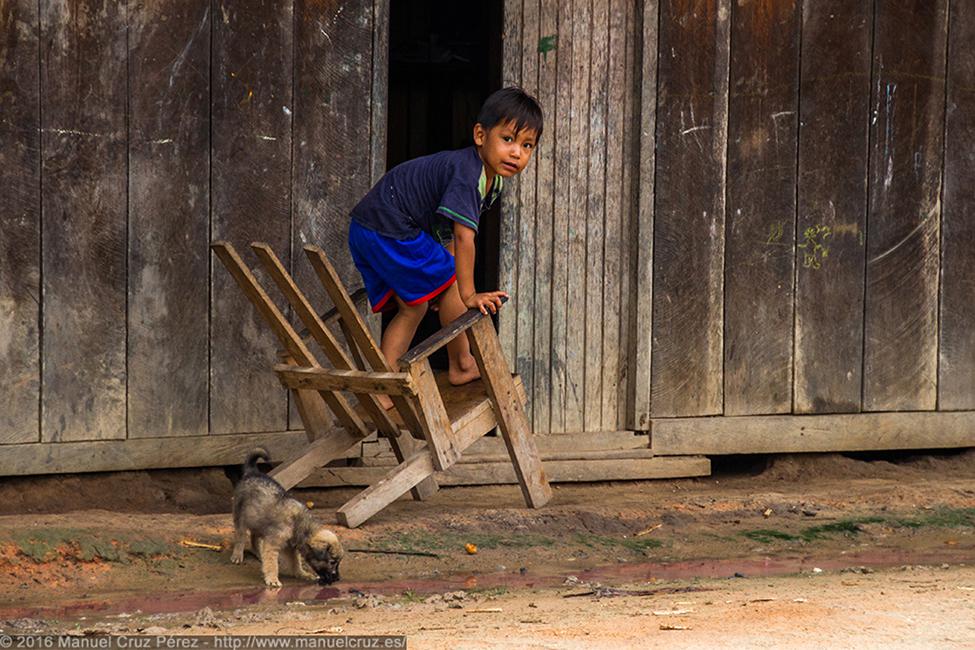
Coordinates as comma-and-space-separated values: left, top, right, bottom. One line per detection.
311, 529, 344, 559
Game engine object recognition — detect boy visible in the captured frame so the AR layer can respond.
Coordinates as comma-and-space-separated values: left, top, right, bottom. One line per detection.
349, 87, 542, 407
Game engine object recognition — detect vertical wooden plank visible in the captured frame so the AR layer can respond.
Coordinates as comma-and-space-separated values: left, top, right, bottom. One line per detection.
601, 0, 626, 430
650, 0, 730, 417
40, 0, 127, 442
863, 0, 948, 411
549, 0, 574, 432
723, 0, 799, 415
584, 0, 608, 431
0, 0, 40, 444
628, 0, 657, 430
565, 0, 591, 431
370, 0, 389, 185
293, 0, 372, 305
516, 0, 539, 428
940, 0, 975, 410
498, 0, 522, 369
532, 0, 557, 434
127, 1, 210, 438
210, 0, 293, 434
794, 0, 872, 414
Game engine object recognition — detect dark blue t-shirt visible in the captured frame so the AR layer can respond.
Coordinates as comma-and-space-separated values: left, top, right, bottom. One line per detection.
350, 146, 503, 243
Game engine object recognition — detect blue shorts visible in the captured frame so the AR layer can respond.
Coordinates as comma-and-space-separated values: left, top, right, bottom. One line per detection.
348, 220, 456, 313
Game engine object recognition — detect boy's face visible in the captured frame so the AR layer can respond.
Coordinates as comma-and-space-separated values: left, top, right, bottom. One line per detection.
473, 120, 538, 179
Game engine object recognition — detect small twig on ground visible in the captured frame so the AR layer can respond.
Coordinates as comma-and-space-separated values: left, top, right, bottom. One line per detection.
180, 539, 223, 551
347, 547, 440, 558
635, 524, 663, 537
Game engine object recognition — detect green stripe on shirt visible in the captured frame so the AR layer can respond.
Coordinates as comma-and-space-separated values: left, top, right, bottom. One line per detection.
438, 206, 478, 230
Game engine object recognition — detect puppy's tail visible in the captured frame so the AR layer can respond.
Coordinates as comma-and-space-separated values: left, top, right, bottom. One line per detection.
243, 447, 271, 478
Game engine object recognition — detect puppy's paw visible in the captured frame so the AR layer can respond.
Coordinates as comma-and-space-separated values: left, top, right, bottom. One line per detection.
231, 549, 244, 564
264, 577, 282, 589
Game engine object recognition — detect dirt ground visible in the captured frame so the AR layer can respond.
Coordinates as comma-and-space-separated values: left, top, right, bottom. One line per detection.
0, 450, 973, 648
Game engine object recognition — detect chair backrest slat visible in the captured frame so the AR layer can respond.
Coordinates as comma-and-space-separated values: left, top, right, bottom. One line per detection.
250, 242, 402, 438
250, 243, 357, 370
211, 242, 369, 438
304, 245, 390, 372
212, 242, 317, 367
304, 244, 426, 435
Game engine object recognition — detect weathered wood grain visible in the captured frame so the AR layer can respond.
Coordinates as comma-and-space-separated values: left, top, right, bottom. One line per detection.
268, 429, 368, 491
0, 0, 40, 444
600, 0, 627, 431
370, 0, 389, 185
628, 0, 658, 430
516, 0, 539, 428
584, 0, 608, 432
651, 0, 730, 417
723, 0, 799, 415
498, 0, 522, 369
210, 0, 293, 434
565, 0, 591, 431
794, 0, 873, 414
408, 360, 461, 471
297, 244, 438, 500
40, 0, 127, 442
863, 0, 947, 411
274, 366, 416, 397
468, 317, 552, 508
127, 1, 210, 438
652, 411, 975, 455
304, 455, 711, 488
532, 0, 557, 434
399, 301, 500, 368
211, 243, 369, 439
549, 0, 574, 432
0, 431, 323, 476
938, 0, 975, 411
336, 451, 435, 528
360, 430, 649, 462
293, 0, 372, 303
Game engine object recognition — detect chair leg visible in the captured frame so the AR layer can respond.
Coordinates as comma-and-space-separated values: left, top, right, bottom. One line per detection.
336, 452, 437, 528
269, 429, 366, 490
384, 431, 439, 500
467, 318, 553, 509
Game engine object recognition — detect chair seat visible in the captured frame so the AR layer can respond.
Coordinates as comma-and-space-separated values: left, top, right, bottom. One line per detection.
354, 371, 526, 429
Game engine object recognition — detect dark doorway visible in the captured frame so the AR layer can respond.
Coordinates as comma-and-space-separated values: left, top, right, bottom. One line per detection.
385, 0, 504, 365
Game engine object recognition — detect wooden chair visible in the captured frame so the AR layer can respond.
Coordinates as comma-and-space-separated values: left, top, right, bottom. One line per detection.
212, 241, 552, 527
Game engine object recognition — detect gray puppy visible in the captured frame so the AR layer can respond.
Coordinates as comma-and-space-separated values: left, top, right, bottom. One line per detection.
231, 448, 343, 588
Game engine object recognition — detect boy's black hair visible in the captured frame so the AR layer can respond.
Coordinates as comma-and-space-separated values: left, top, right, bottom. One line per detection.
476, 86, 543, 140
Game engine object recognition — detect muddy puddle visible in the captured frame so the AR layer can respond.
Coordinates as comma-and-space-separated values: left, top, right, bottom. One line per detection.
3, 548, 970, 623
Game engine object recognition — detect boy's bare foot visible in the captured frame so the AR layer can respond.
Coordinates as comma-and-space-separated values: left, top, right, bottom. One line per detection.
448, 355, 481, 386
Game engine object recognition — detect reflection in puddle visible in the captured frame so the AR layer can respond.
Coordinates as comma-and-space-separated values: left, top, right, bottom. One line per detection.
1, 549, 969, 622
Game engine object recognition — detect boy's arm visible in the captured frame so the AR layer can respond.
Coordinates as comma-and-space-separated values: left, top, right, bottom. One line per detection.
453, 221, 507, 315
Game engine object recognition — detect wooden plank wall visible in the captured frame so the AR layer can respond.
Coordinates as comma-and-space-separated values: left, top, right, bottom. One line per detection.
501, 0, 639, 433
128, 1, 211, 438
504, 0, 969, 433
0, 0, 40, 444
940, 0, 975, 411
794, 0, 872, 415
2, 0, 973, 463
0, 1, 379, 456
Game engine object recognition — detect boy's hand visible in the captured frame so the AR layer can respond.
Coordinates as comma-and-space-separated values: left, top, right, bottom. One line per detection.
464, 291, 508, 315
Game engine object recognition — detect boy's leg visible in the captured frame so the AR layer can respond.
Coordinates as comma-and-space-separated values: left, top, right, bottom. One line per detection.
436, 282, 481, 386
377, 296, 428, 409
